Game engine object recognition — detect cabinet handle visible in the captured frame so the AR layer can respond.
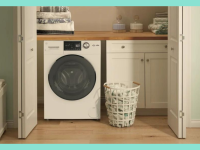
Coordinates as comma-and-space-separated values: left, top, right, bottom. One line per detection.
171, 47, 174, 51
48, 46, 59, 49
146, 59, 149, 62
141, 59, 144, 62
165, 45, 167, 48
121, 46, 125, 49
31, 48, 34, 51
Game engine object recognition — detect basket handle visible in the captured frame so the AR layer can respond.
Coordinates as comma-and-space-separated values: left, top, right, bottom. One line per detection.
133, 82, 140, 85
104, 82, 140, 89
104, 84, 110, 89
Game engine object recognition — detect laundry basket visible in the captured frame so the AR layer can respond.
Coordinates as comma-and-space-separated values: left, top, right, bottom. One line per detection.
104, 82, 140, 128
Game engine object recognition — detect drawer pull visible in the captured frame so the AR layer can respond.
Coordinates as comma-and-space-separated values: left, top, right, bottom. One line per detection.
141, 59, 144, 62
171, 47, 174, 51
165, 45, 167, 48
31, 48, 34, 51
48, 46, 59, 49
146, 59, 150, 62
121, 46, 125, 49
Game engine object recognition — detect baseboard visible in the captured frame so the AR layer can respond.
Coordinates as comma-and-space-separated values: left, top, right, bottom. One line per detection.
0, 123, 7, 138
189, 120, 200, 127
136, 108, 167, 116
38, 96, 44, 104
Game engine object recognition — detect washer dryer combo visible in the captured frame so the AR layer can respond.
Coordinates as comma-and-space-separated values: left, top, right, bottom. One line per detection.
44, 41, 101, 119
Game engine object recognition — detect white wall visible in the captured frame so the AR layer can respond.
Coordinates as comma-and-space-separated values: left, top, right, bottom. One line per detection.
191, 7, 200, 120
0, 7, 13, 120
69, 6, 168, 31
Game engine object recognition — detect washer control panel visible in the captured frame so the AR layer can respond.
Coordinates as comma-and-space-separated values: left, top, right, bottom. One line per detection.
83, 42, 90, 49
45, 41, 101, 55
64, 41, 81, 51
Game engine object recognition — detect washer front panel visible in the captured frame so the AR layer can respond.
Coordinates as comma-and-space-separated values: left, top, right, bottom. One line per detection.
48, 55, 96, 100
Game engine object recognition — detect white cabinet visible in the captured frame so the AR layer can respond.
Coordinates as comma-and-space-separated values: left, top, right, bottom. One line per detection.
106, 40, 168, 109
107, 53, 145, 108
145, 53, 168, 108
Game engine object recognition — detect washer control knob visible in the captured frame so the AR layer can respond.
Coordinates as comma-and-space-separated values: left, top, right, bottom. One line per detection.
83, 42, 90, 49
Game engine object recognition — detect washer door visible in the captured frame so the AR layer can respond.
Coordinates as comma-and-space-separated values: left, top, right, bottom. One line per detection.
48, 55, 96, 100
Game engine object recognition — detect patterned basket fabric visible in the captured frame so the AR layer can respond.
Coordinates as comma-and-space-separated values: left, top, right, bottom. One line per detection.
104, 82, 140, 128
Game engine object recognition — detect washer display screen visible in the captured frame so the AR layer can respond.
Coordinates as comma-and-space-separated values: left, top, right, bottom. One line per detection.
48, 55, 96, 100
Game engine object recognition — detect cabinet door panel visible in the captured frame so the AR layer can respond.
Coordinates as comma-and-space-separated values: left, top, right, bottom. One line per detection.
145, 53, 168, 108
107, 53, 145, 108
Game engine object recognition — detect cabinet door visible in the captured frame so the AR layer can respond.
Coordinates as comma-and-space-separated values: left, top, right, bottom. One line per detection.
145, 53, 167, 108
107, 53, 145, 108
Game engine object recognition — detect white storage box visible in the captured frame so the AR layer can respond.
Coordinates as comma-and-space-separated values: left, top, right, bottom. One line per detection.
0, 79, 7, 138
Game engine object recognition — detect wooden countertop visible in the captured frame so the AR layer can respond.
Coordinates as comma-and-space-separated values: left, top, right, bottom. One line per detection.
37, 31, 168, 41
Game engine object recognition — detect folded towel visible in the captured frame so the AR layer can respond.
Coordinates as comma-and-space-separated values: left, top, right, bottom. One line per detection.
155, 12, 168, 18
37, 12, 71, 19
59, 6, 69, 12
37, 21, 74, 31
152, 29, 168, 35
40, 6, 53, 12
151, 24, 168, 35
155, 12, 168, 15
148, 24, 162, 30
154, 22, 168, 25
40, 6, 70, 12
156, 14, 168, 16
156, 16, 168, 18
153, 18, 168, 23
37, 18, 71, 24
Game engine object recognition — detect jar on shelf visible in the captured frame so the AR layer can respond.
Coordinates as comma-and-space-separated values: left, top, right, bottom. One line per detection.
130, 15, 143, 33
112, 15, 126, 33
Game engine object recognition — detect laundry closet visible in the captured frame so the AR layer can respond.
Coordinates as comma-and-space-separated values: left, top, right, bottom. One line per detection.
13, 6, 188, 139
37, 7, 168, 115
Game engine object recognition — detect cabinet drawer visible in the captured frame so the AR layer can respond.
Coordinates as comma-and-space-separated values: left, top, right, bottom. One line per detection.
107, 40, 168, 53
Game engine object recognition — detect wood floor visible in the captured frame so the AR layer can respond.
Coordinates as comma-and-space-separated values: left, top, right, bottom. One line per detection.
0, 104, 200, 144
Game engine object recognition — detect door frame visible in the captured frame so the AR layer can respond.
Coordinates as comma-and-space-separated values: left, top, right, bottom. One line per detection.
12, 6, 194, 134
183, 7, 200, 128
13, 6, 22, 130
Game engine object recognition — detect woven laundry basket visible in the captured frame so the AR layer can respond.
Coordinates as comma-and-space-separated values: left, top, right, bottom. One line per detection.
104, 82, 140, 128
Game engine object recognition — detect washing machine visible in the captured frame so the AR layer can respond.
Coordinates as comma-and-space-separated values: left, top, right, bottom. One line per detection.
44, 41, 101, 119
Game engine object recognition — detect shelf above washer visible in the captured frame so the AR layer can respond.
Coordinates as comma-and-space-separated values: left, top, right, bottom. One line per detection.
37, 31, 168, 41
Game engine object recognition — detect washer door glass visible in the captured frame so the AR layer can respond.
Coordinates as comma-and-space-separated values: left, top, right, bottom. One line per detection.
48, 55, 96, 100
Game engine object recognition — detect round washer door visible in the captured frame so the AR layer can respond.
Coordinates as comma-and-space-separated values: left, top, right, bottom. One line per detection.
48, 55, 96, 100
